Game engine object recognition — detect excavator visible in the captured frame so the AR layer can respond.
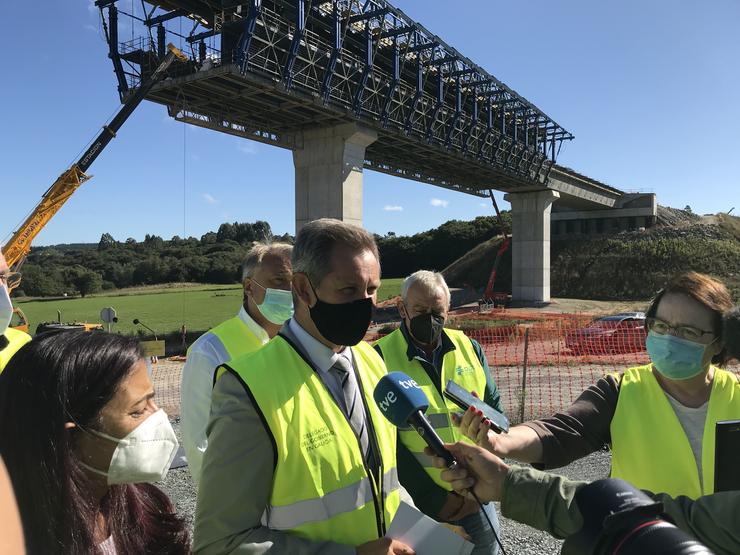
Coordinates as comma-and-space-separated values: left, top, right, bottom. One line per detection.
5, 44, 186, 334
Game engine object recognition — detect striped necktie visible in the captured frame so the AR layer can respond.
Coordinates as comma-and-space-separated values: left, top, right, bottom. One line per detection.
330, 355, 371, 461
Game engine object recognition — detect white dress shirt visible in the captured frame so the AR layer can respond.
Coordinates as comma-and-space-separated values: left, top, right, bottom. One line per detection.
287, 318, 354, 409
180, 306, 269, 483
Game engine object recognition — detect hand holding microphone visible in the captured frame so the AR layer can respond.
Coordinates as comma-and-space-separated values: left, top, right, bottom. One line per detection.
373, 372, 508, 555
424, 443, 510, 504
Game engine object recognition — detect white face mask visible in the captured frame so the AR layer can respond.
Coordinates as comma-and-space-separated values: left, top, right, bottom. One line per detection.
79, 409, 179, 484
0, 284, 12, 336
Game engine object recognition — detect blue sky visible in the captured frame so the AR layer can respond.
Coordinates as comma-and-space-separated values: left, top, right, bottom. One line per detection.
1, 1, 738, 246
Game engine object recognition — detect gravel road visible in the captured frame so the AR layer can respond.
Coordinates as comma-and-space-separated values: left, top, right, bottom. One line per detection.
160, 420, 611, 555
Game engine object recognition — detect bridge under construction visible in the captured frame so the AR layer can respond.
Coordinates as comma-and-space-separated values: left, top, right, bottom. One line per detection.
95, 0, 655, 303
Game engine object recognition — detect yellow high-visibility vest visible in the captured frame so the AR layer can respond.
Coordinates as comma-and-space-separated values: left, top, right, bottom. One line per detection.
374, 328, 487, 490
192, 314, 264, 362
0, 328, 31, 373
224, 336, 400, 546
611, 364, 740, 498
191, 314, 264, 382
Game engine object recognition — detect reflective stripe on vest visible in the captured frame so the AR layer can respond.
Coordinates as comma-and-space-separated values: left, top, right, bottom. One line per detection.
374, 328, 487, 490
190, 315, 264, 382
265, 468, 399, 531
0, 328, 31, 373
230, 337, 400, 546
610, 364, 740, 499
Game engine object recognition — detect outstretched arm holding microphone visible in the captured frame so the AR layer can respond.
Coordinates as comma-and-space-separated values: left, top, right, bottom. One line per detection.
427, 442, 740, 554
423, 306, 740, 554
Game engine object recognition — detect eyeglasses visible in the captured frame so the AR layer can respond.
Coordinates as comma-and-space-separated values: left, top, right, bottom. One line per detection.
646, 317, 715, 343
0, 272, 21, 291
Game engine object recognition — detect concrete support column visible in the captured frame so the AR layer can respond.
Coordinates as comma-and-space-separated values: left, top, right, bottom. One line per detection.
292, 123, 377, 231
504, 190, 560, 304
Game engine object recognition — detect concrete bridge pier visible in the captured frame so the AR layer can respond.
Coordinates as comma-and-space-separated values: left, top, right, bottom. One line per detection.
292, 123, 377, 231
504, 190, 560, 304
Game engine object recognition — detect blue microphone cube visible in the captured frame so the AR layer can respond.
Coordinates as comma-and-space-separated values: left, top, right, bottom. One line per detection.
373, 371, 430, 428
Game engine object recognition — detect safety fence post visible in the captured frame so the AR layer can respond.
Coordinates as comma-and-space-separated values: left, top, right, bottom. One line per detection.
519, 327, 530, 424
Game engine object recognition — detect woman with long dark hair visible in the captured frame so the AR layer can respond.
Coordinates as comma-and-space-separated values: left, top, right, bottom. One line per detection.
0, 331, 190, 554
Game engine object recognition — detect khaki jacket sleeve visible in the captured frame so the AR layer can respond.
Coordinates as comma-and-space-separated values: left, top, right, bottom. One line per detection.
193, 370, 354, 555
654, 491, 740, 555
501, 467, 740, 555
500, 466, 585, 539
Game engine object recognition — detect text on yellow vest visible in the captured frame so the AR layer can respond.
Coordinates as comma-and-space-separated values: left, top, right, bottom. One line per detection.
374, 327, 487, 490
223, 335, 400, 546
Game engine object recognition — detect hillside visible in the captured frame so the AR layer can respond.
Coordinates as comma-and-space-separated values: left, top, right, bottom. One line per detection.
443, 209, 740, 302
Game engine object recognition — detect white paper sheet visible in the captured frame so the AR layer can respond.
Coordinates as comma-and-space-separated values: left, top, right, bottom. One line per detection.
387, 502, 474, 555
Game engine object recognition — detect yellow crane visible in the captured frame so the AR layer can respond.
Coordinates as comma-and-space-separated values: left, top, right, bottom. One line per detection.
4, 44, 186, 332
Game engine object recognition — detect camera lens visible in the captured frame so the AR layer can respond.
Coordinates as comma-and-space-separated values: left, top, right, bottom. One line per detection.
609, 519, 712, 555
562, 479, 715, 555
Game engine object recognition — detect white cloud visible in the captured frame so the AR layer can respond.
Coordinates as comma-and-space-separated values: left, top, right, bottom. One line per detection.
383, 205, 403, 212
87, 0, 97, 13
430, 198, 449, 208
202, 193, 218, 205
237, 141, 258, 155
479, 202, 488, 207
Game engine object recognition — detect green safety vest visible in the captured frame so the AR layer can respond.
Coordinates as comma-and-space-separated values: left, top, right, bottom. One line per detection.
0, 328, 31, 373
374, 328, 487, 490
611, 364, 740, 499
224, 336, 401, 546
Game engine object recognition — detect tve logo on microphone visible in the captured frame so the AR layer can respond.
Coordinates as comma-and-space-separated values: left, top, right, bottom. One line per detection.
373, 372, 430, 428
399, 378, 419, 390
378, 390, 397, 412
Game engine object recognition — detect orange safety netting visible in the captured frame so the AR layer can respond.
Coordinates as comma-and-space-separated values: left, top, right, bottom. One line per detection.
155, 310, 738, 422
367, 309, 739, 424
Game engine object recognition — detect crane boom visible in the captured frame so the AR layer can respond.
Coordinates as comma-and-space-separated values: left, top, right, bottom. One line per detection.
3, 44, 186, 271
483, 189, 511, 301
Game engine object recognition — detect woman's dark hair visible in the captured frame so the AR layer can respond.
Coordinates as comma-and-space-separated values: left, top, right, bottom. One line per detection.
0, 331, 189, 554
646, 272, 734, 366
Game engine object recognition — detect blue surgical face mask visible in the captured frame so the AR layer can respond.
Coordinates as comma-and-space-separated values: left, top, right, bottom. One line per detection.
646, 331, 712, 381
253, 281, 294, 325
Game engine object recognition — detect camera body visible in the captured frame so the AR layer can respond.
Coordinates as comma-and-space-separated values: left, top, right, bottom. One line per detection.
561, 478, 713, 555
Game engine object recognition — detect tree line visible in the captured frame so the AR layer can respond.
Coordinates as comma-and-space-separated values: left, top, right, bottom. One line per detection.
17, 215, 510, 298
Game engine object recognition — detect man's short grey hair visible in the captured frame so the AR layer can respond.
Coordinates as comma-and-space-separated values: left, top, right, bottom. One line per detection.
401, 270, 451, 305
242, 242, 293, 281
292, 218, 379, 286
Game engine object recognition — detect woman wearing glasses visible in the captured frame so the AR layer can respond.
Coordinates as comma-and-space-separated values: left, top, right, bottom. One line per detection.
456, 272, 738, 499
0, 248, 30, 373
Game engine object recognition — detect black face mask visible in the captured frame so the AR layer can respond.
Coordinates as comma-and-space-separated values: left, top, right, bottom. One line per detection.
408, 312, 445, 345
308, 282, 374, 346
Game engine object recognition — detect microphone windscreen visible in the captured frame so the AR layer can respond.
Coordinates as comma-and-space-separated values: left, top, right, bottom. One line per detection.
723, 307, 740, 361
373, 371, 429, 428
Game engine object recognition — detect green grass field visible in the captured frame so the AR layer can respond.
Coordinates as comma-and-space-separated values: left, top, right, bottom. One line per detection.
16, 279, 404, 336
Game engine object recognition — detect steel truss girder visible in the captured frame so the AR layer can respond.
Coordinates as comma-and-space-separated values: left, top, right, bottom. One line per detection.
105, 0, 573, 188
282, 0, 306, 89
236, 0, 262, 74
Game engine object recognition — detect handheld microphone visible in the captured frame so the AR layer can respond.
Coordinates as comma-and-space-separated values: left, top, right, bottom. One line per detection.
374, 372, 509, 555
373, 371, 457, 468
